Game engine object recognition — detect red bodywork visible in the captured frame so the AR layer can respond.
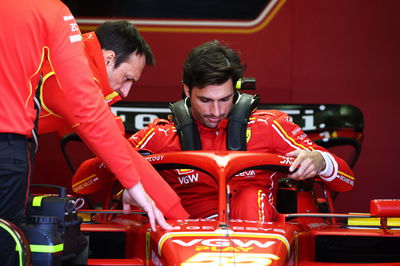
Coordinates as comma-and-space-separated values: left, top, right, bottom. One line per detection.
78, 151, 400, 265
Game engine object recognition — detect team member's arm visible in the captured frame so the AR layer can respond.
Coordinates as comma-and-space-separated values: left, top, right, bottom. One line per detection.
126, 121, 189, 218
45, 5, 170, 230
74, 157, 189, 219
270, 111, 355, 192
38, 72, 125, 136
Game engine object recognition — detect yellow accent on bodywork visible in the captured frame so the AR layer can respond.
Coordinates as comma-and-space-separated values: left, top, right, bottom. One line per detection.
348, 216, 400, 226
29, 244, 64, 253
32, 195, 50, 207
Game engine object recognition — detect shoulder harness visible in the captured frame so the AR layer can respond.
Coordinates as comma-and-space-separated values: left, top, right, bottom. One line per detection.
169, 92, 260, 151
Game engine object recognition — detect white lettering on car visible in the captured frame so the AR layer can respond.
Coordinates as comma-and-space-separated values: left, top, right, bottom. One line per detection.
172, 239, 276, 248
172, 239, 202, 247
146, 155, 164, 162
278, 155, 294, 165
182, 253, 280, 265
235, 170, 256, 177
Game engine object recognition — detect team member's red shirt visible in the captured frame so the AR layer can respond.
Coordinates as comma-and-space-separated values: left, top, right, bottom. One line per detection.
0, 0, 157, 188
128, 110, 355, 218
36, 30, 188, 219
38, 32, 123, 137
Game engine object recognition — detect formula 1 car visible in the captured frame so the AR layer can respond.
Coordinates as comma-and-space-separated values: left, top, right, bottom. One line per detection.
11, 102, 396, 265
74, 150, 400, 266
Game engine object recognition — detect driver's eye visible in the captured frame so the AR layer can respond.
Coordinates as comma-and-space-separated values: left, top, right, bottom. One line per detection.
221, 97, 230, 102
200, 98, 210, 103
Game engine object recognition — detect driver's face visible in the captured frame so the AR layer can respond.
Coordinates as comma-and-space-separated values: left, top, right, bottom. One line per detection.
184, 79, 235, 129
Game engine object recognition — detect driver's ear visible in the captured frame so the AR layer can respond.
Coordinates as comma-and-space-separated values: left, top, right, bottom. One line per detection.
183, 83, 190, 98
102, 50, 116, 68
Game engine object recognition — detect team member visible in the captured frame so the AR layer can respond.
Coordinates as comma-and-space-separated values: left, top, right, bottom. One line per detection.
0, 2, 168, 265
38, 20, 188, 219
74, 40, 355, 220
37, 20, 141, 136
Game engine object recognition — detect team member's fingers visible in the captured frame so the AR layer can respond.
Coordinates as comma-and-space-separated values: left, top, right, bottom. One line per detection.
145, 205, 156, 231
124, 183, 172, 231
154, 207, 172, 231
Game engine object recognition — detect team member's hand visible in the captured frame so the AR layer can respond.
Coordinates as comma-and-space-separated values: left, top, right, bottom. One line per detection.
122, 182, 173, 231
286, 150, 326, 180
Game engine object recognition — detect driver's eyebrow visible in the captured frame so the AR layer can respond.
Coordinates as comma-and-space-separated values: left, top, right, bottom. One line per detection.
198, 93, 234, 101
220, 93, 234, 101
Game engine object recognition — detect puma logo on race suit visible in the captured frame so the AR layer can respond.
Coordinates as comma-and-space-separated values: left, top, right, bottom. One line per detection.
158, 128, 170, 136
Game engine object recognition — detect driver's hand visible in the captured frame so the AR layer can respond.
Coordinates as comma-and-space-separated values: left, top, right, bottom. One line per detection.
122, 182, 173, 231
286, 150, 326, 180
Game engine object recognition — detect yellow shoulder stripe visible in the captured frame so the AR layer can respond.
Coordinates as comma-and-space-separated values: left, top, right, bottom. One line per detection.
273, 120, 314, 151
135, 128, 155, 148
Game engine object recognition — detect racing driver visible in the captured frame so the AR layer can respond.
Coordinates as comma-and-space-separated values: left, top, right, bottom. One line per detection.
74, 40, 355, 221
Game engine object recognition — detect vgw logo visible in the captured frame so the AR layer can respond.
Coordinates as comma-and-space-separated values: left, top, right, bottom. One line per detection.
178, 173, 199, 185
172, 239, 276, 248
176, 169, 199, 185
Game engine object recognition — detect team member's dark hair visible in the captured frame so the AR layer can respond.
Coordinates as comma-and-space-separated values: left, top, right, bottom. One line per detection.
183, 40, 245, 93
95, 20, 154, 68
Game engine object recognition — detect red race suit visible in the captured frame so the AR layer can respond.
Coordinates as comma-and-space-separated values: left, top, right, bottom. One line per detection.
128, 110, 355, 220
76, 110, 354, 220
35, 31, 188, 219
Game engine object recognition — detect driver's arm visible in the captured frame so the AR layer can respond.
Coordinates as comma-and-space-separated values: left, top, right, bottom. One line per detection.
271, 111, 355, 192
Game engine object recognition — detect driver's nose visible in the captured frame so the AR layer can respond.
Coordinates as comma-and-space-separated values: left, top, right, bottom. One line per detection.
210, 101, 221, 117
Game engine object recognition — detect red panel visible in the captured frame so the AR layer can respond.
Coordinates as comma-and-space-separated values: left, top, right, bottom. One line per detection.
370, 199, 400, 217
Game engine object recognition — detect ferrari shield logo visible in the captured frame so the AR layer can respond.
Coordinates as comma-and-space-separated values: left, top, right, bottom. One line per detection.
246, 128, 251, 143
177, 169, 194, 175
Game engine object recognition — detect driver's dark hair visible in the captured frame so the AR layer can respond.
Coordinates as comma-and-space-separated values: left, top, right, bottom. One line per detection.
95, 20, 154, 68
183, 40, 245, 94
